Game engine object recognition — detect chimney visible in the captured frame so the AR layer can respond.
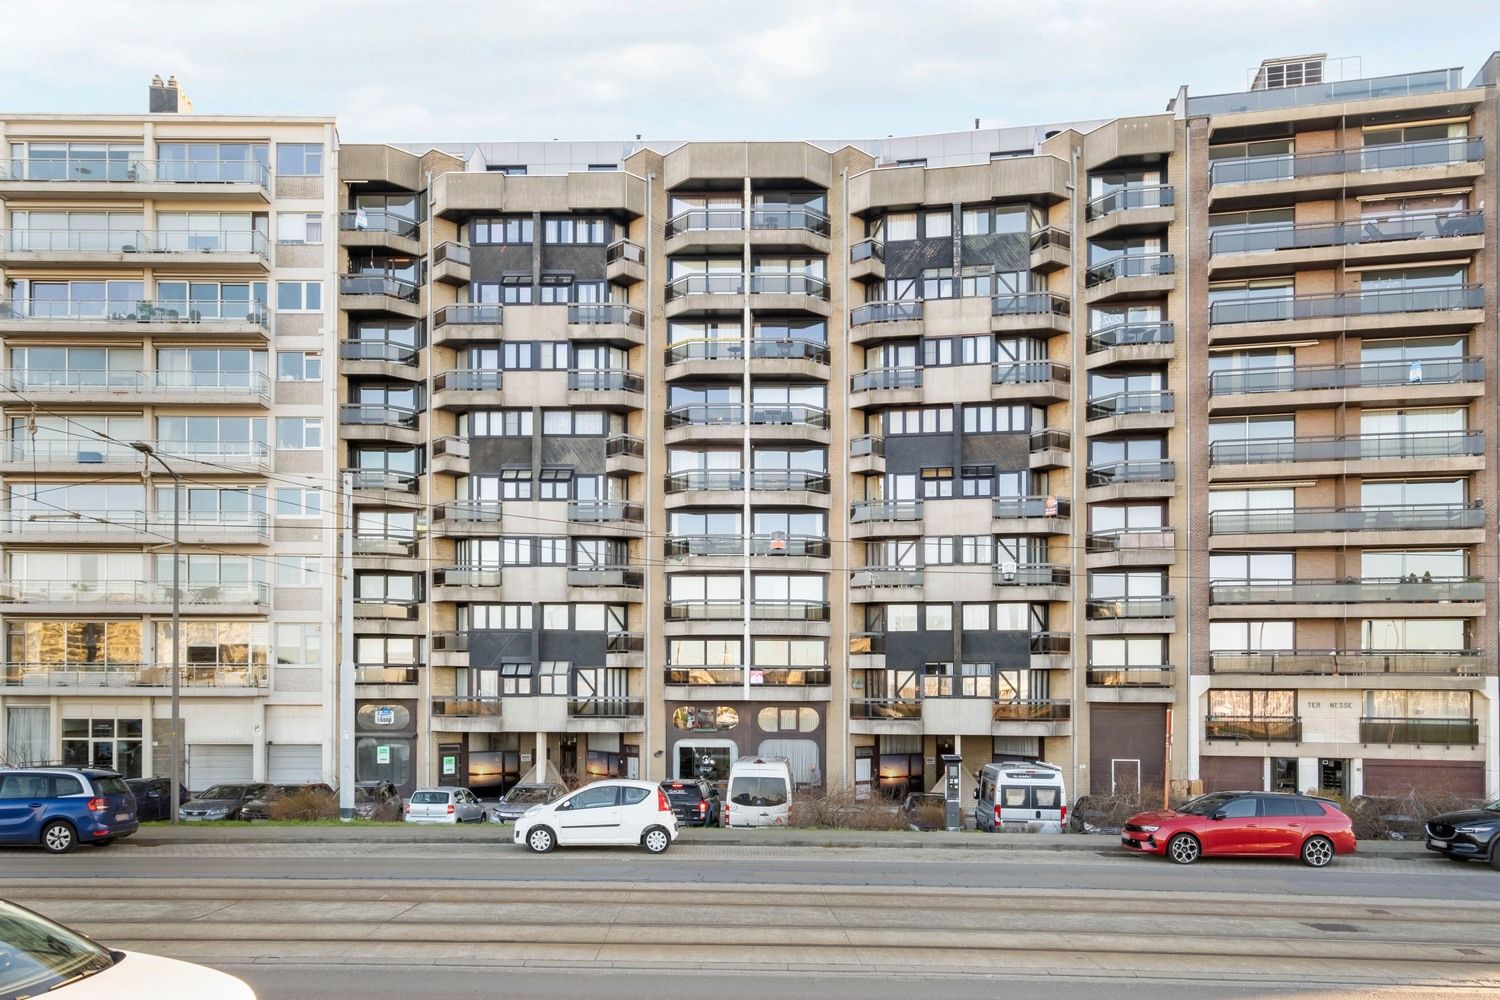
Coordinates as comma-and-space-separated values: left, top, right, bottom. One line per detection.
149, 74, 193, 113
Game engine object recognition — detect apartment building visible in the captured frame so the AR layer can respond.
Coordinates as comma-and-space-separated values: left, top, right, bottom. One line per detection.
0, 78, 341, 789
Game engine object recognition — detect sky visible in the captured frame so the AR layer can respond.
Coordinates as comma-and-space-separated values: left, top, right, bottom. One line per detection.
2, 0, 1497, 144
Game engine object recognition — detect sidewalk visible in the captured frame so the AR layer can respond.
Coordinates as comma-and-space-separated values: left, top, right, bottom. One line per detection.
125, 823, 1430, 855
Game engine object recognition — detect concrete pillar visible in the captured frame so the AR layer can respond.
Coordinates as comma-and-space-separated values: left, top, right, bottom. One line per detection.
535, 731, 546, 779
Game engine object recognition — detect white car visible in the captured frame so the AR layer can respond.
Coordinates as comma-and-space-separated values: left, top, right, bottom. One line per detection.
404, 786, 487, 824
513, 779, 678, 853
0, 898, 255, 998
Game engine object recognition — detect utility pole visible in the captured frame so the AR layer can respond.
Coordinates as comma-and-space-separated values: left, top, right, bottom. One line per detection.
132, 442, 181, 823
339, 471, 355, 820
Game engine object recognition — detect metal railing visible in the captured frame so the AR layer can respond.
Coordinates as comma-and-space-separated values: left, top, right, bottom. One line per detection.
751, 601, 830, 621
352, 534, 417, 557
150, 440, 270, 468
851, 567, 924, 588
666, 272, 745, 298
1209, 283, 1483, 324
1031, 632, 1071, 655
1209, 357, 1482, 395
993, 564, 1070, 587
339, 404, 419, 428
665, 208, 744, 236
607, 632, 645, 654
750, 205, 831, 235
434, 369, 502, 392
346, 469, 418, 492
992, 496, 1071, 519
749, 273, 830, 299
664, 601, 744, 621
851, 238, 884, 263
851, 300, 922, 326
2, 228, 268, 258
1030, 227, 1071, 252
0, 510, 267, 537
0, 156, 270, 187
851, 499, 923, 523
1086, 666, 1174, 687
1208, 430, 1484, 465
750, 534, 829, 557
339, 340, 419, 365
0, 368, 272, 397
664, 667, 744, 685
1085, 461, 1175, 486
992, 360, 1070, 385
566, 500, 643, 523
4, 662, 267, 688
1208, 503, 1483, 534
338, 275, 419, 300
751, 338, 829, 363
1209, 577, 1484, 604
568, 302, 644, 327
850, 435, 884, 459
355, 665, 421, 685
993, 700, 1072, 722
606, 239, 644, 265
1209, 135, 1482, 184
751, 404, 828, 427
568, 369, 644, 393
0, 297, 267, 326
1210, 210, 1483, 255
1087, 321, 1174, 352
1358, 717, 1479, 745
568, 698, 644, 719
849, 699, 922, 720
849, 632, 885, 655
606, 435, 644, 459
436, 303, 503, 326
0, 581, 269, 605
851, 367, 921, 392
435, 500, 503, 523
1205, 717, 1302, 741
664, 470, 743, 493
1208, 650, 1484, 676
0, 441, 131, 465
567, 565, 644, 588
1086, 596, 1176, 619
432, 567, 503, 588
432, 241, 470, 267
430, 632, 470, 652
665, 536, 743, 557
665, 403, 743, 427
1086, 185, 1175, 221
1086, 253, 1176, 287
750, 470, 829, 492
1086, 390, 1173, 419
431, 696, 502, 718
1188, 68, 1464, 117
338, 211, 419, 238
992, 291, 1070, 317
1086, 528, 1176, 553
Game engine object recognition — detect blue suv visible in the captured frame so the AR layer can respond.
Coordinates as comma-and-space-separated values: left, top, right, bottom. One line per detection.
0, 767, 139, 853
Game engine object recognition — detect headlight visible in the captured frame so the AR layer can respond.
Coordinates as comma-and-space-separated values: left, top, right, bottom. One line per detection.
1454, 825, 1490, 836
1137, 825, 1160, 832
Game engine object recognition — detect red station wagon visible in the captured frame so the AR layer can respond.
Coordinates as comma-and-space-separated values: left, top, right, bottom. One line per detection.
1121, 791, 1356, 867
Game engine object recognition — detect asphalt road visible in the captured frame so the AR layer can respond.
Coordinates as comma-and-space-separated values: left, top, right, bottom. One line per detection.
5, 841, 1498, 999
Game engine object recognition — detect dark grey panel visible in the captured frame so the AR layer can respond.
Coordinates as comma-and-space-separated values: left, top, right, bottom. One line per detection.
538, 437, 605, 472
886, 630, 956, 667
959, 630, 1031, 668
470, 438, 535, 476
885, 238, 953, 280
959, 234, 1028, 271
886, 433, 957, 476
959, 432, 1029, 470
467, 630, 537, 668
541, 245, 607, 281
539, 631, 607, 666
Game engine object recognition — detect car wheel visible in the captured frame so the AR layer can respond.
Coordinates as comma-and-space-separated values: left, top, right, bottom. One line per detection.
642, 826, 671, 854
526, 825, 556, 854
41, 820, 77, 855
1489, 842, 1500, 872
1301, 835, 1335, 868
1166, 833, 1201, 865
479, 811, 488, 823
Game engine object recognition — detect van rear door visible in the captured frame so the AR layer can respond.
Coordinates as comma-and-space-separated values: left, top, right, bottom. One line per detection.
729, 774, 789, 826
1032, 783, 1064, 831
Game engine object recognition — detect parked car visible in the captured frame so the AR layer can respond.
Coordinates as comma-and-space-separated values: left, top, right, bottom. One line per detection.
125, 777, 188, 823
0, 897, 255, 997
488, 782, 568, 824
1424, 798, 1500, 869
725, 757, 793, 827
405, 787, 486, 824
1121, 791, 1356, 867
514, 779, 677, 854
0, 768, 138, 854
353, 780, 402, 821
903, 792, 946, 831
975, 760, 1067, 833
661, 779, 721, 827
179, 783, 273, 822
241, 783, 335, 821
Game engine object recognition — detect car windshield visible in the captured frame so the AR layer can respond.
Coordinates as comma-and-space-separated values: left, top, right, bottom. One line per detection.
1484, 799, 1500, 812
502, 786, 554, 804
730, 776, 787, 807
94, 775, 130, 796
1177, 793, 1236, 816
0, 900, 114, 997
196, 785, 246, 800
410, 791, 449, 804
663, 785, 703, 802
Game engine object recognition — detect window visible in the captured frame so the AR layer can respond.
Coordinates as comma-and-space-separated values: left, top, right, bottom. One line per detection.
884, 212, 917, 241
466, 604, 532, 630
275, 417, 322, 450
542, 605, 569, 630
885, 407, 953, 435
962, 604, 989, 630
500, 662, 533, 696
276, 281, 322, 311
471, 217, 533, 244
539, 661, 569, 695
470, 410, 533, 437
500, 538, 533, 565
961, 466, 995, 497
1209, 620, 1293, 652
273, 556, 319, 587
923, 537, 954, 565
963, 405, 1026, 433
887, 604, 919, 632
487, 164, 527, 175
541, 410, 606, 435
276, 351, 321, 381
924, 210, 952, 239
544, 217, 608, 244
926, 604, 952, 630
920, 467, 954, 498
276, 212, 323, 244
275, 623, 322, 665
539, 468, 572, 500
1208, 689, 1296, 719
499, 469, 531, 500
274, 488, 321, 518
276, 143, 323, 176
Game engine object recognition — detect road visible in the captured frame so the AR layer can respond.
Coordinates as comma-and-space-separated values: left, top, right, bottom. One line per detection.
5, 840, 1499, 999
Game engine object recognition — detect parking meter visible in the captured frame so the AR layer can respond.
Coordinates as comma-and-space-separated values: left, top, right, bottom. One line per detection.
941, 754, 963, 831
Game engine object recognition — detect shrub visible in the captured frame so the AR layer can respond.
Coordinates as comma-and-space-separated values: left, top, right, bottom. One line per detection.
788, 787, 908, 830
269, 788, 338, 821
1342, 788, 1479, 841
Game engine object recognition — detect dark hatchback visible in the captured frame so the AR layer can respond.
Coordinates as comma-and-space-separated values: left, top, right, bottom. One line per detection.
661, 779, 720, 827
1425, 799, 1500, 869
126, 777, 189, 823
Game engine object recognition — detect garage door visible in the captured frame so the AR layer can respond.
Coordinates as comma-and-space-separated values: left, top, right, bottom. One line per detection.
1363, 760, 1483, 796
268, 744, 323, 784
1199, 755, 1263, 792
187, 744, 253, 793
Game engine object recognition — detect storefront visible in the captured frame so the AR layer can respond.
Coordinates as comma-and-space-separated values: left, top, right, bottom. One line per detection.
667, 699, 826, 789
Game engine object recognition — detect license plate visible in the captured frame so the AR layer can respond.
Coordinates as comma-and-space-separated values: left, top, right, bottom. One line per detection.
115, 813, 130, 821
1428, 839, 1448, 849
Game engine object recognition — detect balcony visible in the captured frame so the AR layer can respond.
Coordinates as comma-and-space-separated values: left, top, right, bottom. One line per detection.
1208, 357, 1483, 406
1086, 666, 1173, 687
1208, 284, 1483, 332
567, 369, 645, 406
991, 360, 1070, 403
432, 369, 502, 410
1086, 461, 1175, 488
605, 239, 645, 285
1208, 211, 1483, 276
1029, 227, 1071, 272
992, 496, 1072, 534
1189, 68, 1465, 118
567, 565, 644, 590
850, 300, 922, 336
1359, 718, 1480, 745
665, 272, 745, 305
431, 500, 504, 536
1208, 650, 1484, 676
431, 241, 471, 286
1209, 577, 1484, 605
993, 562, 1070, 592
1208, 431, 1484, 470
431, 696, 503, 719
1086, 529, 1176, 566
1087, 321, 1174, 357
352, 597, 417, 621
1086, 390, 1173, 426
0, 368, 272, 406
850, 238, 885, 283
1205, 717, 1302, 742
750, 534, 828, 557
4, 661, 267, 691
339, 210, 419, 238
566, 500, 644, 528
433, 303, 502, 347
1209, 503, 1484, 536
0, 156, 270, 199
432, 566, 502, 601
339, 339, 420, 371
751, 470, 829, 494
665, 601, 743, 622
751, 204, 831, 236
1208, 135, 1483, 191
0, 580, 268, 612
339, 404, 419, 432
1086, 186, 1175, 237
849, 699, 922, 720
850, 566, 923, 590
352, 533, 417, 557
665, 208, 745, 248
1086, 596, 1175, 620
850, 499, 923, 530
664, 470, 743, 494
568, 698, 644, 720
567, 303, 645, 345
0, 297, 268, 337
0, 228, 269, 266
345, 469, 418, 494
356, 664, 421, 685
664, 536, 742, 557
993, 700, 1071, 722
850, 434, 884, 473
338, 275, 420, 318
990, 292, 1070, 335
751, 601, 830, 622
149, 440, 270, 473
1084, 254, 1176, 301
0, 509, 268, 545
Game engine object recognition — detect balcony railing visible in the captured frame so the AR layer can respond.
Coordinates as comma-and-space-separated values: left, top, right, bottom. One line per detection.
338, 211, 419, 238
435, 500, 504, 524
665, 208, 744, 236
750, 404, 828, 428
1210, 577, 1484, 605
430, 632, 470, 653
339, 340, 419, 365
1209, 357, 1483, 395
353, 533, 417, 557
993, 495, 1071, 519
851, 567, 923, 588
665, 470, 742, 493
0, 297, 267, 326
665, 666, 744, 685
750, 534, 828, 557
339, 404, 419, 428
566, 501, 644, 524
1086, 666, 1173, 687
339, 275, 419, 301
0, 156, 270, 187
569, 698, 645, 719
992, 291, 1070, 317
1086, 185, 1175, 221
1031, 428, 1070, 452
607, 632, 645, 654
432, 241, 470, 267
0, 581, 269, 606
749, 273, 830, 299
1358, 717, 1479, 745
752, 338, 828, 363
605, 239, 644, 265
851, 239, 884, 263
1, 229, 269, 258
1086, 596, 1175, 619
5, 661, 268, 688
1210, 210, 1483, 255
1086, 390, 1173, 419
567, 565, 644, 588
0, 510, 267, 538
1209, 431, 1484, 465
851, 435, 884, 459
1210, 284, 1483, 324
665, 601, 744, 621
432, 567, 503, 588
568, 369, 644, 393
666, 273, 745, 299
992, 360, 1070, 385
1087, 321, 1174, 353
568, 303, 643, 327
1085, 529, 1176, 554
851, 300, 921, 326
665, 536, 742, 557
1209, 503, 1484, 535
852, 367, 921, 392
750, 205, 831, 235
1209, 650, 1484, 676
606, 434, 644, 459
0, 368, 272, 398
1208, 134, 1482, 185
1205, 717, 1302, 741
150, 440, 270, 468
751, 601, 830, 622
1086, 461, 1174, 486
346, 469, 417, 492
665, 403, 742, 427
1030, 227, 1071, 252
356, 665, 421, 685
849, 632, 885, 655
1190, 67, 1464, 115
851, 499, 922, 524
850, 699, 922, 720
1086, 253, 1176, 287
434, 369, 502, 392
993, 563, 1070, 587
993, 700, 1072, 722
436, 303, 503, 326
750, 470, 829, 493
1031, 632, 1071, 655
431, 696, 502, 718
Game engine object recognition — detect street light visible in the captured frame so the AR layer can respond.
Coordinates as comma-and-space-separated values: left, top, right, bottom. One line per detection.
133, 441, 181, 824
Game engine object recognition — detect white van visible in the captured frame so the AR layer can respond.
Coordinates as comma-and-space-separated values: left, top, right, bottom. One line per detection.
975, 760, 1067, 833
725, 757, 793, 827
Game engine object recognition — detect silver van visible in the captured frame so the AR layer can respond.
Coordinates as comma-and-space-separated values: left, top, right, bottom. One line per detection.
975, 760, 1067, 833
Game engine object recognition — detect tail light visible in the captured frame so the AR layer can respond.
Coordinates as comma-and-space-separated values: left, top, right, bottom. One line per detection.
87, 798, 107, 813
403, 802, 411, 814
697, 799, 708, 817
1060, 804, 1068, 827
657, 788, 671, 813
995, 805, 1003, 824
447, 803, 455, 815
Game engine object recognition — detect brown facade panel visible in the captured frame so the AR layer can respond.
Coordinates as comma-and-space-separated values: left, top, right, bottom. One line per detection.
1362, 760, 1484, 797
1087, 705, 1166, 796
1199, 755, 1263, 792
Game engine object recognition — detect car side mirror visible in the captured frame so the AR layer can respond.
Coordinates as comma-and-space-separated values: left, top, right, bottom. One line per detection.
1211, 809, 1227, 821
